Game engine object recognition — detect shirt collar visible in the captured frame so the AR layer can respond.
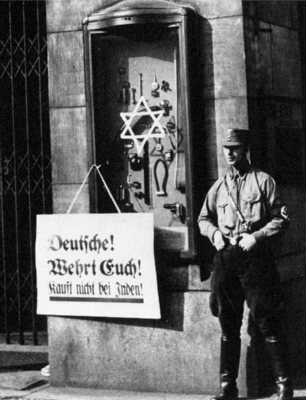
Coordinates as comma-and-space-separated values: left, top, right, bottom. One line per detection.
229, 161, 251, 181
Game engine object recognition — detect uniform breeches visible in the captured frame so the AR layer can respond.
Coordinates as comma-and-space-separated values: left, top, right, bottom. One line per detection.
210, 243, 284, 340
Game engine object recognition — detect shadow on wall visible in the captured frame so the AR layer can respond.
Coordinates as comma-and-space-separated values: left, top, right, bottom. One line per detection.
244, 276, 306, 396
193, 16, 217, 281
193, 13, 306, 396
282, 276, 306, 389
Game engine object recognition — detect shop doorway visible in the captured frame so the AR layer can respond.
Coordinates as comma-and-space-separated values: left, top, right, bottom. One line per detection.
0, 0, 52, 345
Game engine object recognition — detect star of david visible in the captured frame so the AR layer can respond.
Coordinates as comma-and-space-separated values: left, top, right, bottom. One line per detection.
120, 96, 165, 154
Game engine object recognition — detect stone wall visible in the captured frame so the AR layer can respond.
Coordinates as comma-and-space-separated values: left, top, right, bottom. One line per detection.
46, 0, 306, 395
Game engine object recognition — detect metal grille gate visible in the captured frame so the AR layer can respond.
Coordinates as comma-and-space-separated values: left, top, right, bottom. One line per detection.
0, 0, 52, 345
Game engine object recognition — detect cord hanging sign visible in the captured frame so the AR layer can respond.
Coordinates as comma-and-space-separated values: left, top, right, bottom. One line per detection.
36, 212, 160, 319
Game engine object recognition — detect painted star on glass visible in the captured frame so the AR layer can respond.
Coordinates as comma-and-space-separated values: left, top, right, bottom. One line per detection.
120, 96, 165, 154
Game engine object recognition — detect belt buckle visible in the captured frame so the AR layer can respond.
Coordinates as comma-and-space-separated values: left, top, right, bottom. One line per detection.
230, 237, 237, 245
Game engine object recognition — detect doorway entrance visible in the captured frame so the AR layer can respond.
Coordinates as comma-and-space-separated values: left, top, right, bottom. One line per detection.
0, 0, 52, 345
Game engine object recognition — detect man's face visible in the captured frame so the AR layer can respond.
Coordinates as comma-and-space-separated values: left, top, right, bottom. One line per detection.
223, 145, 246, 167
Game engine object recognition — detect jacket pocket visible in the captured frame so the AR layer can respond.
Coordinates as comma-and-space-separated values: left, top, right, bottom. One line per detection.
217, 201, 235, 229
241, 192, 261, 220
217, 202, 228, 223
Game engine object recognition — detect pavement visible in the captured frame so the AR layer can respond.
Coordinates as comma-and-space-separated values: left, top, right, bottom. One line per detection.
0, 366, 211, 400
1, 337, 306, 399
0, 381, 209, 400
0, 385, 213, 400
1, 369, 306, 400
0, 373, 209, 400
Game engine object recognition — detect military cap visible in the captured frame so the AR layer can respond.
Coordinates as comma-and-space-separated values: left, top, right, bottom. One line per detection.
222, 129, 249, 147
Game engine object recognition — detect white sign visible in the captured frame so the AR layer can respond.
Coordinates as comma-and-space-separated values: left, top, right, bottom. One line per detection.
36, 213, 160, 319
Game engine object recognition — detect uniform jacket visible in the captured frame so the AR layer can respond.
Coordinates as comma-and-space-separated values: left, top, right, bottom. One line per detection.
198, 164, 289, 245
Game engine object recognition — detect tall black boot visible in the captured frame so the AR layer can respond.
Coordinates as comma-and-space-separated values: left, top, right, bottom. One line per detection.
211, 337, 241, 400
266, 336, 294, 400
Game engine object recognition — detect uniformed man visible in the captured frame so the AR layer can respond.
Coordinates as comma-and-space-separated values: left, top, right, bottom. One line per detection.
198, 129, 293, 400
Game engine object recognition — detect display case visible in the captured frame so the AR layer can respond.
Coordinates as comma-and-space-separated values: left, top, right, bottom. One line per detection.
83, 0, 199, 259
